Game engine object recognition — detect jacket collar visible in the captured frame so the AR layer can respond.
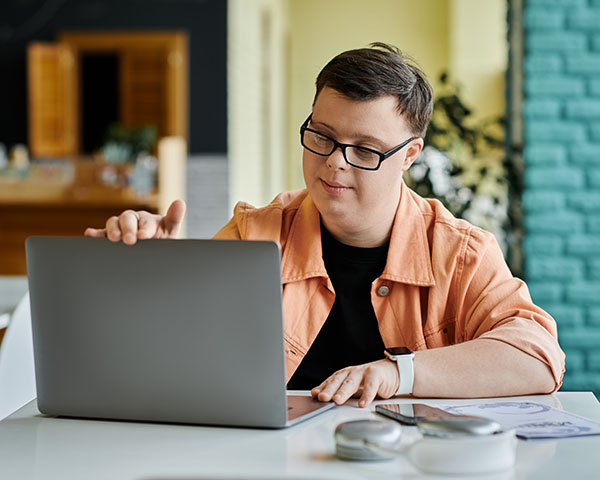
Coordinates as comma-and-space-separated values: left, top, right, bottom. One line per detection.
381, 182, 436, 286
280, 194, 328, 284
281, 183, 435, 287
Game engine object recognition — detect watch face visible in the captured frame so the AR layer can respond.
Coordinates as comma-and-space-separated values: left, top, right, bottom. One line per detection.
385, 347, 413, 356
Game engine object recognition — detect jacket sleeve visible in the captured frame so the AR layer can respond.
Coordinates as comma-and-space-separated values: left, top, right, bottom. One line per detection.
455, 230, 565, 392
212, 202, 253, 240
212, 195, 294, 243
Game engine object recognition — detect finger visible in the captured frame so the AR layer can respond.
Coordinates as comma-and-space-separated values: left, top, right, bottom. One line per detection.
315, 370, 350, 403
311, 380, 328, 399
330, 370, 363, 405
84, 227, 107, 238
358, 369, 383, 408
118, 210, 140, 245
161, 200, 186, 237
310, 377, 337, 397
311, 375, 332, 395
136, 211, 161, 239
105, 216, 122, 242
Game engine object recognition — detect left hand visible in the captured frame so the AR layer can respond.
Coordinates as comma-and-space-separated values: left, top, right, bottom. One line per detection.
310, 359, 399, 408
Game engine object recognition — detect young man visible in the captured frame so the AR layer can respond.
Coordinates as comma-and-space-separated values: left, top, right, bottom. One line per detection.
85, 43, 565, 407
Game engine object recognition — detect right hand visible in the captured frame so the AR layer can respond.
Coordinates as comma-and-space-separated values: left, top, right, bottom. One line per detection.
84, 199, 186, 245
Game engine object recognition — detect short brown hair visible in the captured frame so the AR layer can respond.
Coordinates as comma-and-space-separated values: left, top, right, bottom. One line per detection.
314, 43, 433, 137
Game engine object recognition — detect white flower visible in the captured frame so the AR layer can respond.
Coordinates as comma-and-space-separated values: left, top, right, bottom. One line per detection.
414, 147, 453, 196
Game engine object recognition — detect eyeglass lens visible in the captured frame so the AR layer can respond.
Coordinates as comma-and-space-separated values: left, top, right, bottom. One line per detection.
302, 130, 380, 169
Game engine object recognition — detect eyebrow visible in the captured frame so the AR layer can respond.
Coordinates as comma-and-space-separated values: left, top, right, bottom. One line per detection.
310, 119, 388, 150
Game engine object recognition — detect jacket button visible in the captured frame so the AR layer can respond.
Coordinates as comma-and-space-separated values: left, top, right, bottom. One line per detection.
377, 285, 390, 297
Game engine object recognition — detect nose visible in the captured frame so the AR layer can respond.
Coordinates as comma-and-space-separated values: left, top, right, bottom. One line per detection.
325, 145, 349, 171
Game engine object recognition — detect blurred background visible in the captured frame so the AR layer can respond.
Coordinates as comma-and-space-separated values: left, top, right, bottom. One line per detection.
0, 0, 599, 398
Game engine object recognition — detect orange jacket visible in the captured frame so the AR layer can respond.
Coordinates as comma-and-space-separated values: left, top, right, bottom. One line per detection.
214, 183, 565, 389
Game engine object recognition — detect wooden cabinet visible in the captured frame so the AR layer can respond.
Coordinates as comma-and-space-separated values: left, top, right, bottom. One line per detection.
16, 32, 188, 276
27, 43, 78, 157
27, 31, 188, 158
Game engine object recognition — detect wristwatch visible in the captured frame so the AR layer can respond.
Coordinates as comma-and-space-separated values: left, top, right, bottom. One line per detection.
384, 347, 415, 396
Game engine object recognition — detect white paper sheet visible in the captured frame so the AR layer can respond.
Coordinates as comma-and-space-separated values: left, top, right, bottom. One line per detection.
437, 401, 600, 439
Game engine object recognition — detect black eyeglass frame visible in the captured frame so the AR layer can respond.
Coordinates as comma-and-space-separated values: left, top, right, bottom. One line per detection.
300, 114, 418, 171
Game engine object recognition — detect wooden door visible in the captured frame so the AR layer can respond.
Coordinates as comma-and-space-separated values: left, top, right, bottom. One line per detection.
27, 43, 78, 157
120, 50, 168, 135
119, 35, 187, 139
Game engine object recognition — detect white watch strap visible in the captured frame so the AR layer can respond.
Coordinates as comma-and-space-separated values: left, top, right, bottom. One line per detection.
394, 354, 414, 396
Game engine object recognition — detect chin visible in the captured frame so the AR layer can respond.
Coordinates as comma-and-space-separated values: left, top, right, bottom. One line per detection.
318, 202, 355, 228
309, 182, 353, 216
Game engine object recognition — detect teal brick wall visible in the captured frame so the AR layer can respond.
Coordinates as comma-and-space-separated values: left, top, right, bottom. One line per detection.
524, 0, 600, 395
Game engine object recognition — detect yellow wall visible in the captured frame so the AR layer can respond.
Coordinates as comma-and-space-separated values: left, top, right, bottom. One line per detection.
228, 0, 507, 207
449, 0, 507, 122
287, 0, 451, 190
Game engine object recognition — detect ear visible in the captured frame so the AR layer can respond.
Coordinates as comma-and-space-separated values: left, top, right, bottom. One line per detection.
400, 138, 424, 172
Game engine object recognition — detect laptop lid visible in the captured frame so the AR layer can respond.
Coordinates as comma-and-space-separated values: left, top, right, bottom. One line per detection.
26, 237, 332, 428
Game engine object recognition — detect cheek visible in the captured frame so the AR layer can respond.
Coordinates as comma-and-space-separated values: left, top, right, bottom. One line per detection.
301, 154, 311, 186
302, 153, 319, 185
380, 157, 406, 185
359, 168, 403, 204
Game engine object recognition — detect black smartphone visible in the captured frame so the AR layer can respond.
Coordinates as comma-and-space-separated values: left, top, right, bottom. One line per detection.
375, 403, 453, 425
375, 403, 502, 436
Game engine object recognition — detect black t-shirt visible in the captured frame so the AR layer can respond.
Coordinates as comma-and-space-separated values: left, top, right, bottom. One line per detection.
287, 223, 389, 390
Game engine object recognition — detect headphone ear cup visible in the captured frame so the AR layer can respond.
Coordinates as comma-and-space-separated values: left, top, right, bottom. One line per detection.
334, 419, 402, 461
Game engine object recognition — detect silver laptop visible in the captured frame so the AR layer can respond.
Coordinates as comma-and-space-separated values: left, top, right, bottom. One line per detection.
26, 237, 334, 428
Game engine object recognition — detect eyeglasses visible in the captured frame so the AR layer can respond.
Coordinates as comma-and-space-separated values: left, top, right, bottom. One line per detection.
300, 114, 417, 171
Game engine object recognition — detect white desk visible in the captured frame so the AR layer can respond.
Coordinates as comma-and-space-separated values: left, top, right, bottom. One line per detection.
1, 392, 599, 479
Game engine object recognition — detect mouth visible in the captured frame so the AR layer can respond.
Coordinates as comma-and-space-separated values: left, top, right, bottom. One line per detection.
320, 178, 350, 195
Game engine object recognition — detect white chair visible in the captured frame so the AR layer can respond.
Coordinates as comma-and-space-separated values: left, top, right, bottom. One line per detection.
0, 292, 36, 420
